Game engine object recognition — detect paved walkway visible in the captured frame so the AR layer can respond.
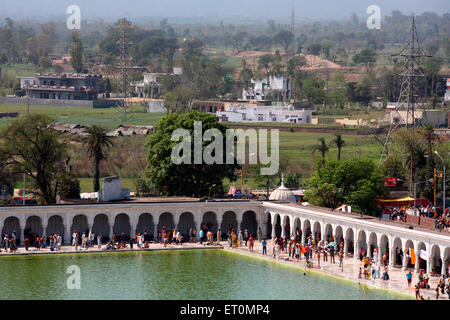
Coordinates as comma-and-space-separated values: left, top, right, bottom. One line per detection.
0, 241, 221, 256
0, 240, 448, 300
221, 240, 449, 300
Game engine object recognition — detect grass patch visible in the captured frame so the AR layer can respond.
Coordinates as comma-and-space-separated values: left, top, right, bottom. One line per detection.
78, 177, 137, 193
0, 103, 165, 130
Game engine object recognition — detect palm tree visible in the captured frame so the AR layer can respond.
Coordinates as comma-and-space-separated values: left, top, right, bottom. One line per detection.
333, 133, 345, 161
84, 125, 114, 192
313, 137, 329, 159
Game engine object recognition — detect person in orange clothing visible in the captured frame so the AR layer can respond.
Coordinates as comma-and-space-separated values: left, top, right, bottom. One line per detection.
248, 234, 254, 252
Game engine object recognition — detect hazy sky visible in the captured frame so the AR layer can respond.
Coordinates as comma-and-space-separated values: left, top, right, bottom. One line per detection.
0, 0, 448, 22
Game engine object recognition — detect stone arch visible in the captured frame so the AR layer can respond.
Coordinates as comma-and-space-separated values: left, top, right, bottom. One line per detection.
221, 211, 238, 237
282, 215, 290, 238
178, 212, 195, 238
113, 213, 131, 237
379, 234, 389, 258
431, 245, 442, 275
417, 241, 427, 271
368, 232, 378, 257
92, 214, 110, 241
392, 237, 403, 267
71, 214, 89, 235
335, 225, 344, 247
293, 217, 301, 232
158, 212, 175, 232
303, 219, 311, 239
403, 239, 415, 269
357, 229, 367, 253
273, 214, 282, 238
443, 247, 450, 276
2, 216, 21, 242
201, 211, 218, 234
136, 213, 154, 240
25, 216, 43, 237
345, 228, 355, 255
47, 215, 64, 237
241, 211, 257, 237
293, 217, 301, 241
312, 221, 321, 242
324, 223, 333, 242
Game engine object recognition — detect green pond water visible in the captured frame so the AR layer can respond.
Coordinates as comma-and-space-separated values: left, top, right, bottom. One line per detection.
0, 249, 409, 300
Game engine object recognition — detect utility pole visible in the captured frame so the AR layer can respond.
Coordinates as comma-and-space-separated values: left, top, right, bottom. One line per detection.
114, 18, 135, 123
434, 168, 437, 208
380, 16, 431, 169
435, 150, 446, 210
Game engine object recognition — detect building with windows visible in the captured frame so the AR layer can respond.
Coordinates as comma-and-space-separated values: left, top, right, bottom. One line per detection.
216, 104, 312, 124
134, 67, 183, 98
242, 75, 291, 101
20, 73, 101, 100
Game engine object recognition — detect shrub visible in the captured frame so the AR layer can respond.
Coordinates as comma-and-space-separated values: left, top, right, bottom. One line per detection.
57, 172, 81, 199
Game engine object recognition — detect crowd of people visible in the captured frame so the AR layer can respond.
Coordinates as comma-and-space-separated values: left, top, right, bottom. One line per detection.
408, 270, 450, 300
1, 232, 17, 253
382, 205, 450, 232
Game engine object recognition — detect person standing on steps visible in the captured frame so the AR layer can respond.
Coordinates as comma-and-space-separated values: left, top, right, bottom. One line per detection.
262, 239, 267, 255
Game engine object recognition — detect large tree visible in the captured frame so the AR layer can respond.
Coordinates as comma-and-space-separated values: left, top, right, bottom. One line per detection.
146, 111, 239, 196
70, 31, 84, 73
83, 125, 114, 192
274, 30, 294, 54
0, 114, 67, 204
231, 31, 248, 54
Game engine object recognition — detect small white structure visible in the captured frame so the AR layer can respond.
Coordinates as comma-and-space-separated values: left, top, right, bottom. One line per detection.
216, 104, 312, 124
269, 175, 296, 203
242, 75, 291, 101
99, 176, 130, 202
445, 78, 450, 102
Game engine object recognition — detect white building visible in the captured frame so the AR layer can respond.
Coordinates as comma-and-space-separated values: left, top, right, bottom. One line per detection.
133, 67, 183, 98
242, 75, 291, 101
445, 78, 450, 102
216, 104, 312, 124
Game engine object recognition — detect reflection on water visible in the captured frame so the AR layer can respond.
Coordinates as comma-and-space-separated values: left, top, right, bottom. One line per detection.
0, 250, 408, 300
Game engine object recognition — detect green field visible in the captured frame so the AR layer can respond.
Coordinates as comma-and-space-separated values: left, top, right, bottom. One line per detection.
0, 104, 165, 130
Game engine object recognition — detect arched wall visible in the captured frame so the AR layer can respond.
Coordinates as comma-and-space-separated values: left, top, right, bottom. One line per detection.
92, 214, 110, 240
158, 212, 174, 232
178, 212, 195, 237
113, 213, 131, 236
47, 215, 64, 237
136, 213, 154, 236
2, 216, 21, 238
221, 211, 238, 236
241, 211, 258, 236
71, 215, 89, 235
25, 216, 43, 237
202, 211, 218, 233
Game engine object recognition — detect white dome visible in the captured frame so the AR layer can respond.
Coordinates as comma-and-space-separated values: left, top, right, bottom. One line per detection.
269, 177, 296, 202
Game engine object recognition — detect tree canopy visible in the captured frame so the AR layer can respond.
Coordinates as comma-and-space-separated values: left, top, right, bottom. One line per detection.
306, 159, 386, 214
0, 114, 67, 204
146, 111, 239, 196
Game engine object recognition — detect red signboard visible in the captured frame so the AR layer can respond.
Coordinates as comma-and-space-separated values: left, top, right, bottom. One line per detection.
384, 177, 397, 187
